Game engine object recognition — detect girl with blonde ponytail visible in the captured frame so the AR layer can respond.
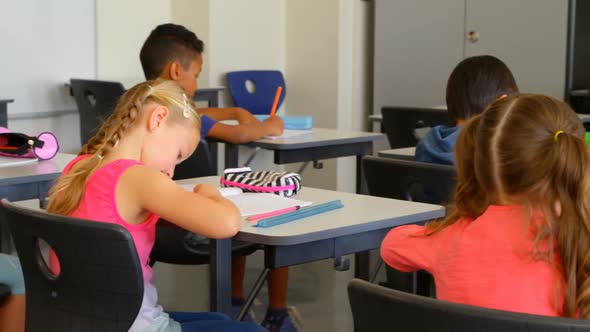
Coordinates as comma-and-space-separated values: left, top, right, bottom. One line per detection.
47, 79, 263, 332
382, 93, 590, 318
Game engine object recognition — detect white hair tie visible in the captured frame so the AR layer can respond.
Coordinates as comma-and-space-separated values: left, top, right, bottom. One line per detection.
183, 94, 191, 118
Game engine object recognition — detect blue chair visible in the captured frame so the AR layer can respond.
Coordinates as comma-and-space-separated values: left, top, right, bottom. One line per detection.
226, 70, 286, 115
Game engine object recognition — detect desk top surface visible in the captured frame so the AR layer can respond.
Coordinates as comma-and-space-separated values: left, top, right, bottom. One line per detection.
370, 112, 590, 123
0, 99, 14, 104
247, 128, 384, 150
378, 147, 416, 158
0, 153, 76, 185
179, 176, 444, 246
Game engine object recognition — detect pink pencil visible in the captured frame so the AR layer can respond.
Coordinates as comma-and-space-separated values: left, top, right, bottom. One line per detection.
247, 205, 301, 224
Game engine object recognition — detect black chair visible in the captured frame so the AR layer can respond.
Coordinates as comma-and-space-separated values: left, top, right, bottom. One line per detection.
151, 139, 258, 266
348, 278, 590, 332
0, 283, 10, 301
69, 79, 126, 144
363, 156, 456, 295
363, 156, 456, 205
381, 106, 453, 149
1, 199, 143, 332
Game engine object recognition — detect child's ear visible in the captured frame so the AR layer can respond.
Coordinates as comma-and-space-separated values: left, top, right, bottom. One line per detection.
169, 61, 182, 80
147, 106, 170, 132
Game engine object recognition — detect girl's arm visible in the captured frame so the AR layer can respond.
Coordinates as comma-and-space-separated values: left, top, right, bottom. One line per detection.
380, 225, 441, 273
120, 165, 242, 238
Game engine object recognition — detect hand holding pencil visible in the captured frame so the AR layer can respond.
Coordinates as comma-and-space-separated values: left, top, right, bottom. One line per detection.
260, 85, 285, 136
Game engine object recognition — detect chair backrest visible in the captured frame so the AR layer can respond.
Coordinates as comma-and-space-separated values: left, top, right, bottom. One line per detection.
1, 200, 143, 332
381, 106, 453, 148
0, 283, 10, 301
363, 156, 456, 205
348, 278, 590, 332
70, 79, 126, 144
172, 138, 215, 180
226, 70, 286, 115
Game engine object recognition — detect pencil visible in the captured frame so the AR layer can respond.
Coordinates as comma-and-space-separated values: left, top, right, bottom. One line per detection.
270, 86, 283, 116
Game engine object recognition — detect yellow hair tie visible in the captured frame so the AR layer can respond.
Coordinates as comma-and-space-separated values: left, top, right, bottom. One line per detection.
554, 130, 565, 142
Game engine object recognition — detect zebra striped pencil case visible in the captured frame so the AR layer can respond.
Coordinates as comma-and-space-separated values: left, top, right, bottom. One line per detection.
220, 167, 302, 197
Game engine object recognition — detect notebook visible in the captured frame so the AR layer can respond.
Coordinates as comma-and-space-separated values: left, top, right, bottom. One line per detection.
180, 184, 312, 217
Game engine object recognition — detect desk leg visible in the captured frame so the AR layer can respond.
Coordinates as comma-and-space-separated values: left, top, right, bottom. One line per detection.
209, 238, 232, 315
355, 143, 373, 280
356, 142, 372, 195
225, 144, 239, 169
0, 103, 7, 127
354, 251, 371, 281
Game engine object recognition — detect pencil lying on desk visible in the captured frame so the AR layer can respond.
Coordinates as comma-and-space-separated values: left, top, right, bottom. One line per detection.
269, 86, 283, 117
254, 200, 344, 228
247, 205, 303, 224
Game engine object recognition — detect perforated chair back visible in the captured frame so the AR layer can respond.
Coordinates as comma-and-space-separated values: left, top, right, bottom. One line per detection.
381, 106, 453, 148
70, 79, 125, 144
226, 70, 286, 115
1, 199, 143, 332
363, 156, 456, 205
348, 278, 590, 332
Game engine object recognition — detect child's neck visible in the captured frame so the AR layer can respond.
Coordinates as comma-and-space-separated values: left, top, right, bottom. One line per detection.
99, 130, 144, 164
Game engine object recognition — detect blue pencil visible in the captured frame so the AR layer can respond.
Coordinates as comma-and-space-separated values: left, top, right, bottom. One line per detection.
255, 200, 344, 228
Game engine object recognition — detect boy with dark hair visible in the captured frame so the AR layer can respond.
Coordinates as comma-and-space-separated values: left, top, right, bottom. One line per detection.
415, 55, 519, 165
140, 23, 284, 144
141, 24, 300, 332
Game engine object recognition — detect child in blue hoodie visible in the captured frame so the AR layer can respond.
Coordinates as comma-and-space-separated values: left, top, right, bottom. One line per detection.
415, 55, 519, 165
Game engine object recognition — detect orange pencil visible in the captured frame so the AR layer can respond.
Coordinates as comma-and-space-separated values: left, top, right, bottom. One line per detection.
269, 86, 283, 116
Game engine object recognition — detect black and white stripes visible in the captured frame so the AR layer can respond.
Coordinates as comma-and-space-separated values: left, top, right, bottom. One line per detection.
221, 167, 302, 197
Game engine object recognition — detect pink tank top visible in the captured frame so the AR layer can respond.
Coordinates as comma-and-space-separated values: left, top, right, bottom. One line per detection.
61, 155, 159, 281
52, 155, 180, 331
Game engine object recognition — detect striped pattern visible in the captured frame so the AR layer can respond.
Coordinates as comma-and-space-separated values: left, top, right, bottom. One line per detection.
222, 168, 302, 197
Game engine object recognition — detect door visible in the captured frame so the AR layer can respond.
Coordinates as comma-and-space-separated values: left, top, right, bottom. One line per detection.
465, 0, 569, 98
373, 0, 465, 114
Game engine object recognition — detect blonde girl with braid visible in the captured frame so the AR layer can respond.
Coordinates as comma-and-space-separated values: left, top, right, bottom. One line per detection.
47, 79, 264, 332
382, 94, 590, 318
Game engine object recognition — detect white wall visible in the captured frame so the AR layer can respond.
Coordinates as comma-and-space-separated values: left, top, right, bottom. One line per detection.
0, 0, 95, 153
96, 0, 171, 86
171, 0, 211, 88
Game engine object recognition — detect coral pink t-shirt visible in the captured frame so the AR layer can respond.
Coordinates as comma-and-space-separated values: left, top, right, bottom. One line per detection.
381, 205, 565, 317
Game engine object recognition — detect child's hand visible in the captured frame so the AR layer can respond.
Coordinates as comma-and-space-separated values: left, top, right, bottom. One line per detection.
262, 116, 285, 136
193, 183, 222, 199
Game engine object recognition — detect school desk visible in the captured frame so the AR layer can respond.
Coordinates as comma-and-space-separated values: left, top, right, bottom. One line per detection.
0, 99, 13, 127
0, 153, 76, 253
178, 176, 445, 316
369, 112, 590, 124
222, 128, 384, 194
378, 147, 416, 160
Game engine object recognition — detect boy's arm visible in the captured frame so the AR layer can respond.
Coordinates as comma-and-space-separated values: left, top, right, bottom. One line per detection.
198, 107, 259, 124
207, 116, 284, 144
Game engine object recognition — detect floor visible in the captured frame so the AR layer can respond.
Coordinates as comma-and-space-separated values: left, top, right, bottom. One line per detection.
153, 250, 385, 332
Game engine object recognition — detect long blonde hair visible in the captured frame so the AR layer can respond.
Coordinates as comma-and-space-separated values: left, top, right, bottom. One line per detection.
429, 93, 590, 317
47, 79, 200, 216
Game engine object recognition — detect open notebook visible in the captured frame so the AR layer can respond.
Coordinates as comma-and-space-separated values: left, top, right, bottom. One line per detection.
180, 184, 311, 217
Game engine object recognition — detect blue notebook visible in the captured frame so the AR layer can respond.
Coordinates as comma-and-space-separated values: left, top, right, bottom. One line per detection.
254, 115, 313, 130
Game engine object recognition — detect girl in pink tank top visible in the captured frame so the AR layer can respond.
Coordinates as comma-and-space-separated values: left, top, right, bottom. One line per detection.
382, 94, 590, 319
47, 79, 264, 332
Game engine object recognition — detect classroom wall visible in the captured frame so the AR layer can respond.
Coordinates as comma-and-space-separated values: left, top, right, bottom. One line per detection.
285, 0, 373, 192
0, 0, 96, 153
171, 0, 211, 88
96, 0, 171, 86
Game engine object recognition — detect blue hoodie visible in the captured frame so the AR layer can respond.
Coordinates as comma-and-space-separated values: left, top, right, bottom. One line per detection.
415, 125, 461, 165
